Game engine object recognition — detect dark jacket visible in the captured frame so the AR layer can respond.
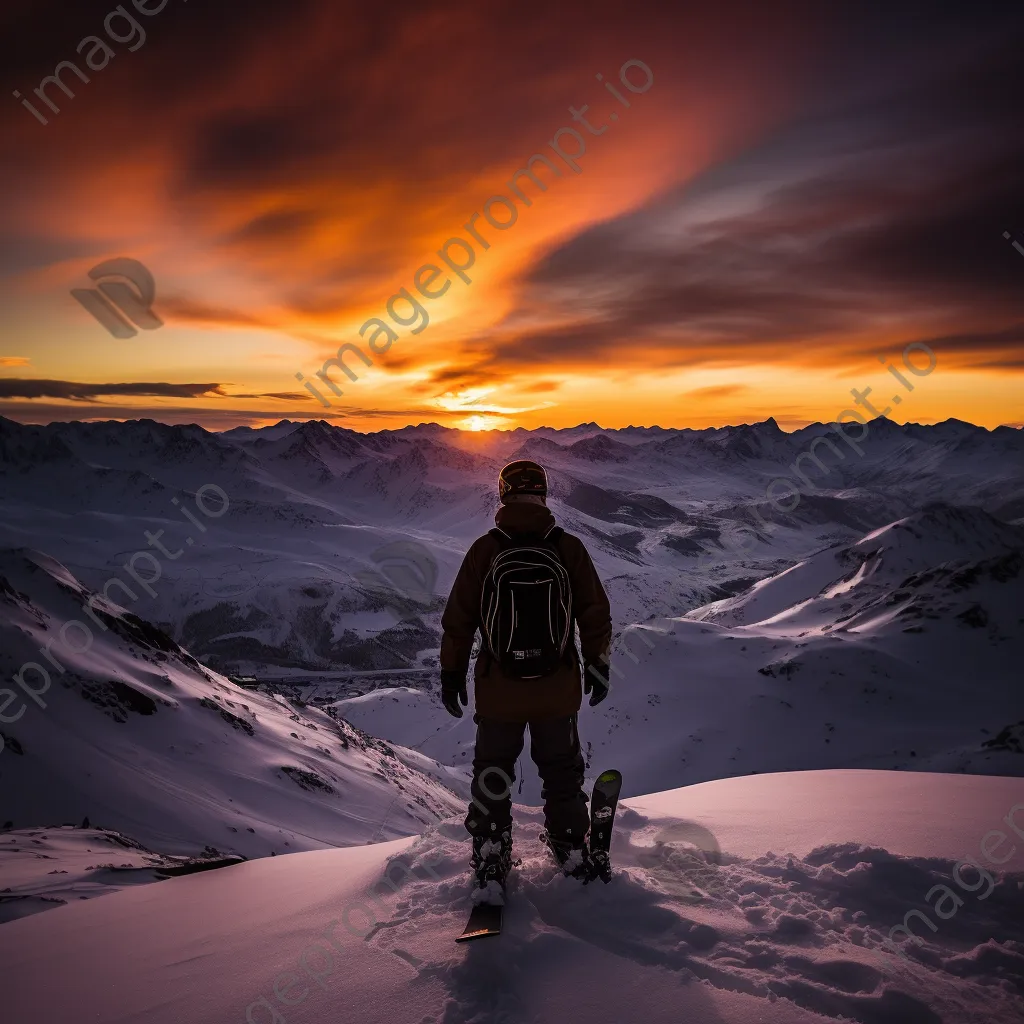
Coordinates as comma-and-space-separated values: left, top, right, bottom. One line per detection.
440, 501, 612, 722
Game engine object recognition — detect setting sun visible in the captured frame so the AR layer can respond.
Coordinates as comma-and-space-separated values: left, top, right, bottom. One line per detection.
461, 414, 502, 431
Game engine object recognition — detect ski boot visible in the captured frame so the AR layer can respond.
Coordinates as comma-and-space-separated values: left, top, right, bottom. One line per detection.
470, 826, 514, 903
540, 830, 592, 881
587, 846, 611, 883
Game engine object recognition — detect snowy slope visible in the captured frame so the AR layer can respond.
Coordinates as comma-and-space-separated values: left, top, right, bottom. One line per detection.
1, 770, 1022, 1024
0, 825, 246, 924
689, 504, 1024, 629
0, 550, 464, 861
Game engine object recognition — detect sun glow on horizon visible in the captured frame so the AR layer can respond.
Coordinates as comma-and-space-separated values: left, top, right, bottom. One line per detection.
461, 414, 506, 431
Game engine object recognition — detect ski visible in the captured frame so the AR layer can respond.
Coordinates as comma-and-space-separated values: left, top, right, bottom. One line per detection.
587, 768, 622, 883
457, 831, 514, 942
455, 900, 503, 941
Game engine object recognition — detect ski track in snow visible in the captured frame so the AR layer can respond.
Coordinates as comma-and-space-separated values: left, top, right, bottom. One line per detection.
353, 806, 1024, 1024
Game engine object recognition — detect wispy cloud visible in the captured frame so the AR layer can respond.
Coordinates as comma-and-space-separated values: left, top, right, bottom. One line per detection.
431, 387, 558, 417
0, 357, 30, 367
227, 391, 310, 401
680, 384, 750, 400
157, 297, 283, 330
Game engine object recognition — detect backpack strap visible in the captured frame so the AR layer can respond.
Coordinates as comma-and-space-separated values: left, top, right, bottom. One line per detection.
544, 527, 573, 666
488, 527, 515, 555
487, 526, 567, 575
489, 525, 563, 545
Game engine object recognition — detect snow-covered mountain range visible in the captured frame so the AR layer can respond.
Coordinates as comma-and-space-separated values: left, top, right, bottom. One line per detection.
2, 414, 1022, 675
2, 414, 1023, 928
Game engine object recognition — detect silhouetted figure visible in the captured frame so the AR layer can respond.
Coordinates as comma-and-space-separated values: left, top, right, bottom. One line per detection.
439, 460, 612, 889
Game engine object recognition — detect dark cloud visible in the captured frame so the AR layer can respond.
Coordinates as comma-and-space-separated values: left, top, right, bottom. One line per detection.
0, 234, 96, 276
222, 209, 320, 246
0, 380, 317, 405
0, 403, 345, 428
228, 391, 310, 401
158, 297, 277, 328
0, 401, 480, 429
866, 325, 1024, 368
486, 15, 1024, 374
184, 110, 341, 192
0, 380, 227, 401
0, 0, 316, 115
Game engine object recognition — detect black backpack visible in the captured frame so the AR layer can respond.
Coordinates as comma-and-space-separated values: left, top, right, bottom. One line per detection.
480, 525, 573, 680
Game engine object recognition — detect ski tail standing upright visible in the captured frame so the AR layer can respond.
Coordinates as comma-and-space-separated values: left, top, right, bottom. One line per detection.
439, 459, 613, 909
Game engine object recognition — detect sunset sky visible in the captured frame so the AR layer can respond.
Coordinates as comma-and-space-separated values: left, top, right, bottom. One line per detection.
1, 0, 1022, 432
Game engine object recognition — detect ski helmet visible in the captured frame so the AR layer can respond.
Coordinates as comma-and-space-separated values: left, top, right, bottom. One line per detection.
498, 460, 547, 502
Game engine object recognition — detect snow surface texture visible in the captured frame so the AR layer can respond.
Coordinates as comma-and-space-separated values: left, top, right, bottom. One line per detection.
470, 879, 506, 907
561, 847, 585, 874
1, 771, 1022, 1024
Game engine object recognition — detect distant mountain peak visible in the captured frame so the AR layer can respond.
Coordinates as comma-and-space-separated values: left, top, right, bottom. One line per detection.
567, 433, 632, 461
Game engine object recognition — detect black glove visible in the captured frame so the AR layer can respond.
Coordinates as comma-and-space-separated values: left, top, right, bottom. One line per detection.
440, 670, 468, 718
583, 660, 610, 707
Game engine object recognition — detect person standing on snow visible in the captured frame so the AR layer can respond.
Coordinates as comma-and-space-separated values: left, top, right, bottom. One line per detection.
438, 459, 613, 889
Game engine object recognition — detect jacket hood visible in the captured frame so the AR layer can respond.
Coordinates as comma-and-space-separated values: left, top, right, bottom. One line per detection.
494, 500, 556, 535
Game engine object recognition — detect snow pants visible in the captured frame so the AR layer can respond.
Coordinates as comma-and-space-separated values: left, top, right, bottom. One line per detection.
464, 712, 590, 843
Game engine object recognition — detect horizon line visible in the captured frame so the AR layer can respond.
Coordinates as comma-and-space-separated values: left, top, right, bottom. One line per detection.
1, 411, 1020, 436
